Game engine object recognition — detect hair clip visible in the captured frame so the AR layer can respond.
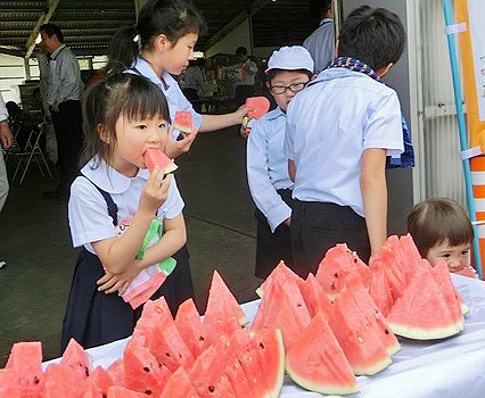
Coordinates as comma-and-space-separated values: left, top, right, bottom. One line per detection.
133, 34, 140, 43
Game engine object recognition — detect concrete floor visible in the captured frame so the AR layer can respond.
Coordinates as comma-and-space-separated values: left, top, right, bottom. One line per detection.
0, 126, 262, 365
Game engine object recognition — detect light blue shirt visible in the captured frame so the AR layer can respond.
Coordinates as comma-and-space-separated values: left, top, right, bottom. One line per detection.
47, 44, 84, 105
303, 18, 335, 74
69, 157, 185, 254
128, 57, 203, 138
284, 68, 404, 217
247, 107, 293, 232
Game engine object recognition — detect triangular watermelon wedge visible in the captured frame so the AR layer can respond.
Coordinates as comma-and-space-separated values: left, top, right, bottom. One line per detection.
369, 260, 395, 317
316, 244, 370, 301
175, 298, 209, 358
173, 110, 194, 134
286, 313, 359, 395
329, 285, 392, 375
60, 338, 92, 380
343, 274, 401, 356
88, 366, 115, 398
40, 363, 87, 398
107, 386, 145, 397
106, 359, 124, 387
205, 270, 248, 326
297, 273, 334, 319
160, 367, 201, 398
143, 148, 178, 175
133, 296, 172, 344
5, 341, 43, 398
256, 260, 302, 298
123, 339, 171, 396
387, 265, 463, 340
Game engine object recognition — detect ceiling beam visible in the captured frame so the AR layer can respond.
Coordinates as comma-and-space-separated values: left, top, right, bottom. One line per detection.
0, 46, 25, 58
202, 0, 270, 51
24, 0, 61, 60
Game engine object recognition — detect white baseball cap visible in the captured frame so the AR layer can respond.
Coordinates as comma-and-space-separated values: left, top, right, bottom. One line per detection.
265, 46, 314, 74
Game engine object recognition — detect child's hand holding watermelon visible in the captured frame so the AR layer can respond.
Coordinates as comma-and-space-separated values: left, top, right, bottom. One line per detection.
163, 124, 198, 159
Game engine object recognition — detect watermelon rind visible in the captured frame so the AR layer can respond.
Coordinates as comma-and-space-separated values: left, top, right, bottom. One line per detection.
285, 367, 359, 396
387, 322, 463, 341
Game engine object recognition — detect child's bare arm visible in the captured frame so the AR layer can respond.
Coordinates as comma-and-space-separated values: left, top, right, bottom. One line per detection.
361, 148, 387, 259
92, 170, 171, 274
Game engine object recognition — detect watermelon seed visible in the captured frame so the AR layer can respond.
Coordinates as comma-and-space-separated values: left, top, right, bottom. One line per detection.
165, 352, 171, 357
145, 389, 152, 395
179, 353, 182, 358
84, 367, 90, 377
330, 283, 336, 290
143, 367, 150, 372
297, 303, 302, 307
385, 329, 389, 335
334, 273, 339, 278
259, 342, 264, 349
103, 395, 107, 398
209, 385, 215, 392
199, 336, 205, 341
34, 377, 40, 384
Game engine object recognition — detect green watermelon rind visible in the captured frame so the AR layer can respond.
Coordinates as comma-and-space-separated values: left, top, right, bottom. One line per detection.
387, 321, 463, 340
285, 363, 359, 396
350, 357, 393, 376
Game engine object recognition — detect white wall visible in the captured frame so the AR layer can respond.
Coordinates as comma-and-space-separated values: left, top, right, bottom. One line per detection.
0, 54, 31, 103
205, 18, 252, 59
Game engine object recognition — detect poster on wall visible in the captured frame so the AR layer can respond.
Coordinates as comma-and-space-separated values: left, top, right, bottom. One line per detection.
467, 0, 485, 122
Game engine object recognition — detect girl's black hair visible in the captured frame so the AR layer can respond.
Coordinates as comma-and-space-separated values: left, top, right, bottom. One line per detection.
338, 6, 406, 71
106, 0, 207, 74
81, 73, 170, 167
265, 69, 313, 84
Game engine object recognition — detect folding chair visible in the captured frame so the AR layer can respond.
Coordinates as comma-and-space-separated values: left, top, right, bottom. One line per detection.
7, 122, 53, 184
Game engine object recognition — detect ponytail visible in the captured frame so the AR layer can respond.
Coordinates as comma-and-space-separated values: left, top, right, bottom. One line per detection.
106, 26, 140, 74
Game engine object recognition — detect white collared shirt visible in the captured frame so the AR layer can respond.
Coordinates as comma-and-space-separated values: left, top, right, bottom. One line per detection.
303, 18, 335, 74
247, 107, 293, 232
68, 157, 184, 254
127, 57, 203, 138
284, 68, 404, 217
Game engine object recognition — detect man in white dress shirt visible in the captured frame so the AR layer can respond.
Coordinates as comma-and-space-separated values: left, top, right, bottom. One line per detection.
40, 23, 84, 203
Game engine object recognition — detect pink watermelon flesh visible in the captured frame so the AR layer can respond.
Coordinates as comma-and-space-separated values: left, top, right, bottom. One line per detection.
40, 363, 86, 398
132, 296, 172, 344
0, 369, 22, 398
160, 367, 201, 398
173, 110, 194, 133
343, 274, 401, 356
106, 359, 124, 386
143, 148, 177, 175
188, 345, 237, 398
286, 313, 359, 395
298, 273, 334, 319
329, 285, 392, 375
246, 97, 270, 120
369, 260, 395, 317
213, 335, 256, 398
143, 310, 195, 372
256, 260, 302, 298
277, 275, 311, 330
88, 366, 115, 397
387, 265, 463, 340
107, 386, 145, 398
83, 381, 103, 398
454, 288, 470, 315
315, 244, 370, 301
122, 339, 171, 396
61, 338, 92, 379
431, 260, 464, 329
205, 270, 248, 326
5, 341, 43, 398
175, 298, 209, 357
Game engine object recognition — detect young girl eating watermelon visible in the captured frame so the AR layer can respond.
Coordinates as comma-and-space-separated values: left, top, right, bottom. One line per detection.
62, 73, 189, 351
407, 198, 479, 279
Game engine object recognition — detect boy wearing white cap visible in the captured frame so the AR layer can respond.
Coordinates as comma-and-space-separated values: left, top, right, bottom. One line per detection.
285, 6, 406, 276
246, 46, 314, 279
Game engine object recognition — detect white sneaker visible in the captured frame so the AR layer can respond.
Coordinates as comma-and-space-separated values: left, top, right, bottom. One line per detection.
0, 260, 6, 269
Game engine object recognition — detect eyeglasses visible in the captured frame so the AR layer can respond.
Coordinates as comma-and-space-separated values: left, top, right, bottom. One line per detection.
269, 82, 308, 95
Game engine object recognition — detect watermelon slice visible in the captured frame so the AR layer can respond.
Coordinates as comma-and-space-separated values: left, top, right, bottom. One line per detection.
369, 260, 395, 317
286, 313, 359, 395
175, 298, 209, 358
83, 381, 103, 398
204, 271, 249, 326
123, 339, 171, 396
297, 273, 334, 319
143, 310, 195, 372
143, 148, 178, 175
343, 274, 401, 356
431, 260, 465, 329
173, 110, 194, 134
246, 97, 271, 120
106, 359, 124, 387
88, 366, 115, 397
60, 338, 92, 379
188, 345, 237, 398
40, 363, 86, 398
387, 265, 463, 340
255, 260, 301, 298
107, 386, 145, 398
315, 244, 370, 301
329, 285, 392, 375
133, 296, 172, 344
160, 367, 201, 398
0, 369, 21, 398
5, 341, 43, 398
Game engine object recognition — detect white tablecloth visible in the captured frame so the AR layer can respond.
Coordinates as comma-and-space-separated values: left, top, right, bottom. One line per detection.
47, 274, 485, 397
